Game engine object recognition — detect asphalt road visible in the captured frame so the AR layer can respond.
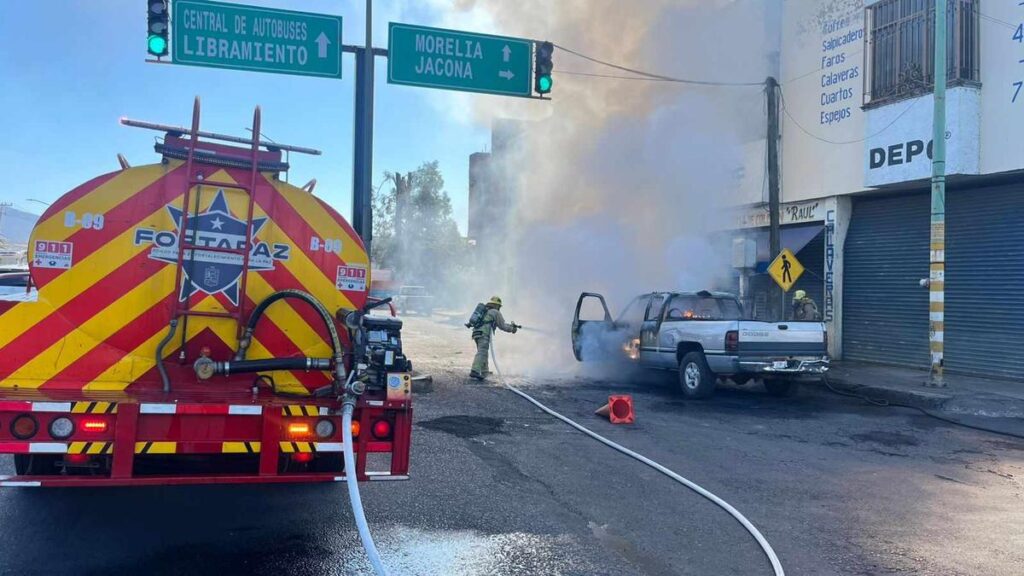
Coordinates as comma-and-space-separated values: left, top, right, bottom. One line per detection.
1, 315, 1022, 575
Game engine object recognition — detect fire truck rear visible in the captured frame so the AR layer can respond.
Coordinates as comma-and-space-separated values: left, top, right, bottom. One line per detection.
0, 100, 412, 487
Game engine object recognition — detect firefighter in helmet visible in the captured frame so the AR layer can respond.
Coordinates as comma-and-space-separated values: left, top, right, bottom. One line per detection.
470, 296, 518, 380
792, 289, 821, 321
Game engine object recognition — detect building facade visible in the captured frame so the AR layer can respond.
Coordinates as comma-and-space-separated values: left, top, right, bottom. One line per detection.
732, 0, 1024, 379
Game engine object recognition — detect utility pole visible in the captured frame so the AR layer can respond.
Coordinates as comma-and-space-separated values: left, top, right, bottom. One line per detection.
766, 76, 782, 320
352, 0, 375, 253
928, 0, 947, 386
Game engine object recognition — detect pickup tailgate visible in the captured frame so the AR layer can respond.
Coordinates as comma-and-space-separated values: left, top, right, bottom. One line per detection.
737, 321, 825, 356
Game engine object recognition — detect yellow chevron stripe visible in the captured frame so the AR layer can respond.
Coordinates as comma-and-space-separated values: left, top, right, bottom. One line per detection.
304, 405, 318, 416
103, 442, 113, 454
0, 192, 188, 353
71, 401, 114, 413
271, 178, 368, 270
86, 442, 106, 455
33, 163, 177, 243
68, 442, 89, 454
84, 293, 221, 390
1, 268, 176, 388
279, 441, 295, 453
221, 441, 262, 453
135, 441, 176, 454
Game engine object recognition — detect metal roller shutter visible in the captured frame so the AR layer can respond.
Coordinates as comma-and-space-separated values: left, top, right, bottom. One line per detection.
946, 184, 1024, 380
843, 193, 930, 366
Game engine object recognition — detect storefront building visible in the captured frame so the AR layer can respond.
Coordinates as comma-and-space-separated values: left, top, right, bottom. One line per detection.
731, 0, 1024, 379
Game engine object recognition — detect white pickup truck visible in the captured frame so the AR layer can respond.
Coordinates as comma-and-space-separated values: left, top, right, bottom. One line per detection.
571, 290, 829, 398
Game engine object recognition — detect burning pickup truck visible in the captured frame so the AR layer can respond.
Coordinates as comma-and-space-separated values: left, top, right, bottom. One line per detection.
571, 290, 828, 398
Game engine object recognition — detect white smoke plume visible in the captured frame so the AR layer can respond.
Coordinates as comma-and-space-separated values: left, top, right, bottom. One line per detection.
431, 1, 779, 376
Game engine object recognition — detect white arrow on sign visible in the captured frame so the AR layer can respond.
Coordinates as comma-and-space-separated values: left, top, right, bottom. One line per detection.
316, 32, 331, 59
502, 45, 511, 62
498, 70, 514, 80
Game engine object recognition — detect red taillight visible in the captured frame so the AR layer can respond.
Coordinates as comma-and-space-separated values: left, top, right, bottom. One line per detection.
81, 419, 108, 433
65, 454, 90, 465
725, 330, 739, 353
11, 414, 38, 439
371, 419, 392, 440
291, 452, 313, 463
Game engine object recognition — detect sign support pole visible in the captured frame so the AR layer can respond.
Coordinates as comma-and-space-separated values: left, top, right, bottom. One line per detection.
928, 0, 947, 387
766, 76, 782, 321
352, 0, 375, 254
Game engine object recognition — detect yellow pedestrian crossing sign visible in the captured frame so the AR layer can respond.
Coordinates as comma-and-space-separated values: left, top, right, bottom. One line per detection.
768, 248, 804, 292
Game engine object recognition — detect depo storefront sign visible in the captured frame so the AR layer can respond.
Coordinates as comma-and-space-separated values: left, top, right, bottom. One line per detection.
864, 87, 980, 187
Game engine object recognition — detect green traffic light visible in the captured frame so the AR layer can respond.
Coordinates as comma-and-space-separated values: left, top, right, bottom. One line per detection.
538, 75, 553, 94
148, 35, 167, 56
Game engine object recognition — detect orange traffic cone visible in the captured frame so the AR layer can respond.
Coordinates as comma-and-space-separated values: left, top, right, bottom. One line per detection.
594, 394, 635, 424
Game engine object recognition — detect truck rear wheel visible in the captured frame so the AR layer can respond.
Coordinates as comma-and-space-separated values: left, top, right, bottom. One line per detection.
679, 352, 715, 399
764, 378, 799, 397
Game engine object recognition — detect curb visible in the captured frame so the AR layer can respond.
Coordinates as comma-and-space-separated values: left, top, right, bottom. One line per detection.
818, 375, 952, 410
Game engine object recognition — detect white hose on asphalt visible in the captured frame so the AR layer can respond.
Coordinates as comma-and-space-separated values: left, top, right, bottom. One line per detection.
489, 338, 785, 576
342, 397, 389, 576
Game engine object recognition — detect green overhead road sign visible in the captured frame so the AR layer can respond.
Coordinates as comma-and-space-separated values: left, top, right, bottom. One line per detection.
172, 0, 342, 79
388, 23, 533, 97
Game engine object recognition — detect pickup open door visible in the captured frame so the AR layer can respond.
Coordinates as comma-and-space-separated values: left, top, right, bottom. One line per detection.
571, 292, 613, 361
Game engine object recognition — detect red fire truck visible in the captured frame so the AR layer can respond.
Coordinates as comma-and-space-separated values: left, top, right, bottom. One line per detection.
0, 99, 412, 487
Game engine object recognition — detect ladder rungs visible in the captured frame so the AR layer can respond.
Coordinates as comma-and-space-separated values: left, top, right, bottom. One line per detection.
181, 244, 248, 256
176, 310, 240, 320
190, 180, 251, 191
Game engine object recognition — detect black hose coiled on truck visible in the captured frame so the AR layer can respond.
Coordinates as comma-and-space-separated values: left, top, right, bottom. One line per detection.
236, 289, 342, 360
235, 290, 346, 394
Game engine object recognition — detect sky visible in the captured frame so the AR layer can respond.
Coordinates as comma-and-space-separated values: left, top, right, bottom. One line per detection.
0, 0, 508, 234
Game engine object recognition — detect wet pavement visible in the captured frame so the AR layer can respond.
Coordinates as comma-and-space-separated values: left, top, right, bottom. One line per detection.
1, 315, 1022, 575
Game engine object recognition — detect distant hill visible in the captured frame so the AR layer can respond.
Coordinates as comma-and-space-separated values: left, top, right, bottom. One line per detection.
0, 207, 39, 245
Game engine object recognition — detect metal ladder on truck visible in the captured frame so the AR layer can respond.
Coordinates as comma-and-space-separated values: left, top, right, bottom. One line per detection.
172, 97, 263, 360
121, 97, 322, 390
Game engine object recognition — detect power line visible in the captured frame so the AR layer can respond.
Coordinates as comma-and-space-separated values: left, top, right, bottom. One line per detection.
556, 70, 680, 82
975, 8, 1019, 31
778, 88, 921, 146
553, 43, 764, 87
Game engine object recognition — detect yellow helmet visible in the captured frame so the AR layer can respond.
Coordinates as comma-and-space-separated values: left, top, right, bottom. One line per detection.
488, 296, 503, 307
793, 290, 807, 301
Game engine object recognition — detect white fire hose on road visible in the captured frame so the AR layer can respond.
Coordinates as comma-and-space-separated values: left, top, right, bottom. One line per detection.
341, 370, 390, 576
489, 338, 785, 576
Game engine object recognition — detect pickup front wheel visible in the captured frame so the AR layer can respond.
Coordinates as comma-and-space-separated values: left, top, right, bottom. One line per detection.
679, 352, 715, 399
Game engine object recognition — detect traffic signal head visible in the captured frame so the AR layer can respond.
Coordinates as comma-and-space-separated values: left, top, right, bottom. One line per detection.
147, 0, 169, 57
534, 41, 553, 95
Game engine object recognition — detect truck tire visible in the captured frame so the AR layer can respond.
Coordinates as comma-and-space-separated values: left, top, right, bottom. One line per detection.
764, 378, 799, 397
679, 352, 715, 399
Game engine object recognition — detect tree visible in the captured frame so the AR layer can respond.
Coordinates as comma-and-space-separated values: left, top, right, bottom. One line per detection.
372, 161, 468, 294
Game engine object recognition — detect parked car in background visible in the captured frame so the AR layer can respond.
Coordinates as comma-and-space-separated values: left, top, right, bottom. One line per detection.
571, 290, 829, 398
394, 285, 434, 316
0, 269, 30, 297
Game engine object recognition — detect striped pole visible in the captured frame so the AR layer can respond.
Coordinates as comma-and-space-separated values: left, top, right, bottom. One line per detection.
928, 0, 947, 387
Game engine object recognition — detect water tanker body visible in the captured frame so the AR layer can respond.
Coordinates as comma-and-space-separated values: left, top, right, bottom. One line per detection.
0, 103, 412, 487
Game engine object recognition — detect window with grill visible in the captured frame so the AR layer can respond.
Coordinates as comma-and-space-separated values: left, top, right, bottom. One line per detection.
864, 0, 980, 107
